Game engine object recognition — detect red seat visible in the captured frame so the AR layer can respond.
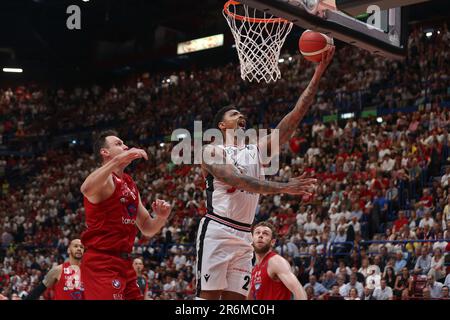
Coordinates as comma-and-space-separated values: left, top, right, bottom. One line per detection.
411, 275, 427, 297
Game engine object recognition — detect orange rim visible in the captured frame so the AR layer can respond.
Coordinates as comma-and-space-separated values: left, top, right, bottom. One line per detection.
223, 0, 290, 24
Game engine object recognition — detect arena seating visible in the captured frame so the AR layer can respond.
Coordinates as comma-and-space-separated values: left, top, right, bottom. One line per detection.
0, 23, 449, 300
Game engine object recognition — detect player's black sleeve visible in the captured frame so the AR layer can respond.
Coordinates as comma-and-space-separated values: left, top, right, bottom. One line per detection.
23, 282, 47, 300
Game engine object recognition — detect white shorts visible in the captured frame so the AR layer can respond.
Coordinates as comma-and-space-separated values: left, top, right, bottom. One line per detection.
195, 216, 253, 297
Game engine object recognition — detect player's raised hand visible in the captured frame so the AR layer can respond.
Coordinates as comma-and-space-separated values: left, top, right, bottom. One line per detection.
114, 147, 148, 166
316, 45, 335, 75
152, 199, 172, 220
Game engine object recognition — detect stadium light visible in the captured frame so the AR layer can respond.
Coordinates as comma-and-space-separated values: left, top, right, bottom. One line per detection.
341, 112, 355, 119
3, 67, 23, 73
177, 34, 224, 55
426, 32, 432, 38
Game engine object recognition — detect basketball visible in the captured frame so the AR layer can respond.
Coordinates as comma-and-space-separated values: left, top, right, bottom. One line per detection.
299, 30, 334, 62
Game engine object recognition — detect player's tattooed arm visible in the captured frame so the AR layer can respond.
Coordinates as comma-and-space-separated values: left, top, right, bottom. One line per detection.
42, 265, 61, 288
277, 47, 335, 145
202, 145, 315, 195
259, 47, 335, 153
24, 265, 61, 300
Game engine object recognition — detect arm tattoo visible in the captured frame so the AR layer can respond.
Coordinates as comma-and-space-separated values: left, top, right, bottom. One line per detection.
202, 162, 286, 195
42, 266, 60, 288
276, 75, 321, 145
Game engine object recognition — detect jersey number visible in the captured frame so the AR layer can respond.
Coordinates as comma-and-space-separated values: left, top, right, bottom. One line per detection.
242, 276, 250, 290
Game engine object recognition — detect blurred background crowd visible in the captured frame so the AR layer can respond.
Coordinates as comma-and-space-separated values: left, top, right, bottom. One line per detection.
0, 23, 449, 300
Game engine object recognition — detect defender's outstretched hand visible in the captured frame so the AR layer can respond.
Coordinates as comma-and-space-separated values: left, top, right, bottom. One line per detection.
152, 199, 172, 220
114, 147, 148, 167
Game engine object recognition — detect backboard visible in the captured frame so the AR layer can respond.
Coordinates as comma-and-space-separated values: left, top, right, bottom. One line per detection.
236, 0, 417, 59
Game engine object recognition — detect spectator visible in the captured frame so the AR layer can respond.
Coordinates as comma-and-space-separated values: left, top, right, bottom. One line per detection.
393, 211, 409, 233
335, 259, 352, 278
444, 273, 450, 287
428, 248, 445, 281
414, 247, 432, 275
393, 251, 407, 274
344, 287, 361, 300
327, 284, 344, 300
361, 286, 375, 300
322, 271, 337, 290
304, 275, 328, 298
372, 279, 393, 300
383, 266, 396, 289
422, 287, 432, 300
394, 267, 412, 298
442, 286, 449, 300
358, 258, 370, 278
426, 274, 443, 299
339, 272, 364, 298
305, 286, 316, 300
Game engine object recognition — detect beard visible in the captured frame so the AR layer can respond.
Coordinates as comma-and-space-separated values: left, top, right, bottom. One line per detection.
71, 251, 83, 260
253, 242, 272, 255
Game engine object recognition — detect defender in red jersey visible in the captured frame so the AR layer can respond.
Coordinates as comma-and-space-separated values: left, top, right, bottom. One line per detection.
249, 222, 307, 300
25, 239, 84, 300
80, 130, 171, 300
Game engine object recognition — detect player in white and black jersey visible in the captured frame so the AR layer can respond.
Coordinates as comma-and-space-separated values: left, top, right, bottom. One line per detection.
195, 48, 335, 300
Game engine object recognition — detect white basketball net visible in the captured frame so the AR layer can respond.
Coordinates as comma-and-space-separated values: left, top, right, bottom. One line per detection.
223, 1, 293, 83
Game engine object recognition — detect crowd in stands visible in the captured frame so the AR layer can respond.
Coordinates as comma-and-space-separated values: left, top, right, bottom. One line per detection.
1, 23, 450, 300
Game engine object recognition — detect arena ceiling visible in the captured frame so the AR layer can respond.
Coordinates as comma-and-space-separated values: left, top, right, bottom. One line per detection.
0, 0, 448, 82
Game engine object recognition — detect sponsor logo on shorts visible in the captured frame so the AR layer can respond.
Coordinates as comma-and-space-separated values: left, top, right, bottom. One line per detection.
204, 274, 210, 282
112, 279, 121, 289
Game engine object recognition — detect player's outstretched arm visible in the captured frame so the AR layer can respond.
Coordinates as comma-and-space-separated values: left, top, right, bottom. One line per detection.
80, 148, 147, 199
136, 196, 171, 238
268, 255, 307, 300
258, 47, 335, 154
24, 265, 61, 300
202, 146, 316, 195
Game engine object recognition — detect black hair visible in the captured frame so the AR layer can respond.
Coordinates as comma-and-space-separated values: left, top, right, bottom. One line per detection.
93, 130, 118, 163
212, 105, 237, 129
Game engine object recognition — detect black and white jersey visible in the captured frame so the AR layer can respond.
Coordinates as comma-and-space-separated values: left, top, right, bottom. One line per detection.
205, 144, 264, 226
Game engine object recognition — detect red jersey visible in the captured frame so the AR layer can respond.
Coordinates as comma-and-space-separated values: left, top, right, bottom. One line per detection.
250, 251, 292, 300
53, 261, 84, 300
82, 173, 139, 254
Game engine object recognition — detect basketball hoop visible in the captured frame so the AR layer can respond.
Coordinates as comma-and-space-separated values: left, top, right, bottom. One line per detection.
223, 1, 293, 83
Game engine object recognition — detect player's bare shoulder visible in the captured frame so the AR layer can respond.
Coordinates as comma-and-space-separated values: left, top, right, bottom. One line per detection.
43, 264, 63, 288
267, 254, 291, 278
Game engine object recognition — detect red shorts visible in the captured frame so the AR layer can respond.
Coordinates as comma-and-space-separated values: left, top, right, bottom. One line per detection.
81, 250, 144, 300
